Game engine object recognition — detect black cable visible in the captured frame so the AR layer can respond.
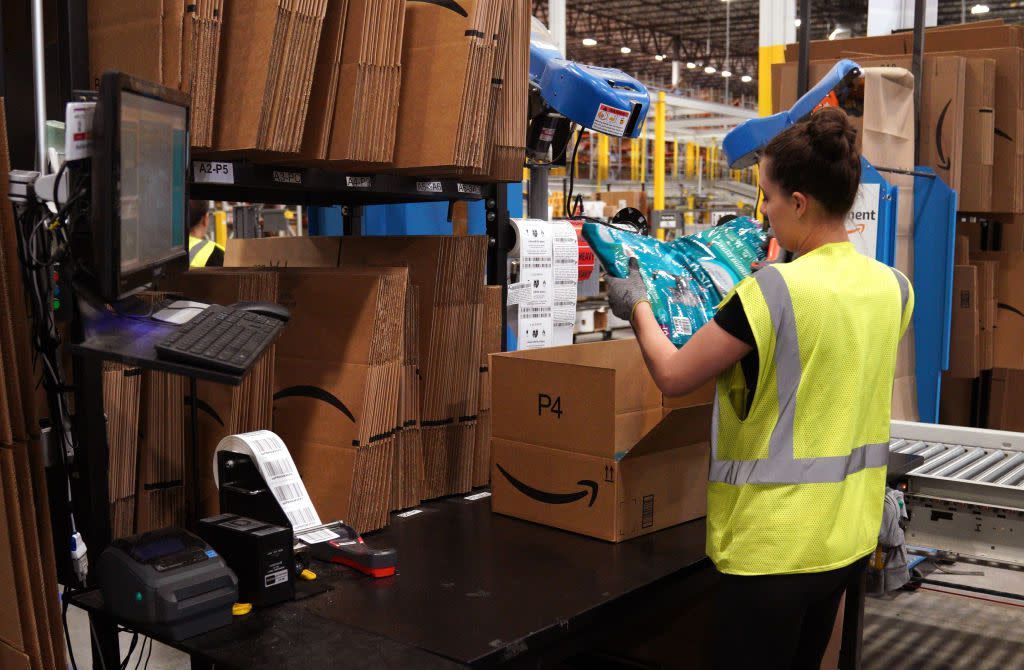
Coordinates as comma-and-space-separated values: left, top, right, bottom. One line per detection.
133, 636, 150, 670
143, 636, 154, 670
564, 128, 584, 220
61, 588, 80, 670
120, 632, 139, 670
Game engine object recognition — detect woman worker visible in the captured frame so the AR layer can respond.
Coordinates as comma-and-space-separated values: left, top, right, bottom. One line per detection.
606, 107, 913, 670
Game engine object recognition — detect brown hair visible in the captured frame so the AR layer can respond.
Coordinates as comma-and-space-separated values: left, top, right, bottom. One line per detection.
762, 107, 861, 217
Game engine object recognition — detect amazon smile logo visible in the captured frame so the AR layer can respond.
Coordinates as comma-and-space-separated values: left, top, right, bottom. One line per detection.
273, 385, 356, 423
495, 463, 598, 507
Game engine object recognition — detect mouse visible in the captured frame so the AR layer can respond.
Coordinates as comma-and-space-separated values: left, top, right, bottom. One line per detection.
231, 301, 291, 323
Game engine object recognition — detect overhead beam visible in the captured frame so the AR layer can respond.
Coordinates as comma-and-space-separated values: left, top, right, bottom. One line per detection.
665, 115, 743, 129
662, 93, 759, 119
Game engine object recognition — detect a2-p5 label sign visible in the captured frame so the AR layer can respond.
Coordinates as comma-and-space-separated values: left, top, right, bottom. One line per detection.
538, 393, 562, 418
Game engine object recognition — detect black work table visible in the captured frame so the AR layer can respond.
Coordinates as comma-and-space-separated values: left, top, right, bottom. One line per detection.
73, 496, 711, 669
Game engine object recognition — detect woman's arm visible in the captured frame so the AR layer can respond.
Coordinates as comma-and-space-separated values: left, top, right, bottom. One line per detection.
631, 302, 752, 397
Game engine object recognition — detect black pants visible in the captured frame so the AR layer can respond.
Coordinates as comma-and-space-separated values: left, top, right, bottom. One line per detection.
712, 556, 869, 670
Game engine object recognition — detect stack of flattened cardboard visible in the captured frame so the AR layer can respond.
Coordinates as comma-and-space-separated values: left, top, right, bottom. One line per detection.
103, 363, 143, 537
393, 285, 422, 510
299, 0, 406, 163
0, 98, 66, 670
135, 369, 188, 532
480, 0, 529, 181
168, 270, 279, 516
339, 237, 488, 499
473, 286, 503, 487
781, 21, 1024, 215
214, 0, 329, 153
392, 0, 526, 179
272, 267, 408, 532
87, 0, 225, 147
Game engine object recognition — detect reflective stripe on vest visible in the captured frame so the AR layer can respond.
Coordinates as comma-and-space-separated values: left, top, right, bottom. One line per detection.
189, 238, 212, 266
709, 265, 911, 486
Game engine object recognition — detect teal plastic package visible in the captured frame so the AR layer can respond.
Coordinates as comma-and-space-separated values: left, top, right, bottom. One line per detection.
582, 216, 768, 346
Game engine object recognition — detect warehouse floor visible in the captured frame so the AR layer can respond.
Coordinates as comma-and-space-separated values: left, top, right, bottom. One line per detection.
64, 564, 1024, 669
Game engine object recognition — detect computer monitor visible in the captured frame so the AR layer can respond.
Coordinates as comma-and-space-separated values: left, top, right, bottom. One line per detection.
90, 72, 190, 302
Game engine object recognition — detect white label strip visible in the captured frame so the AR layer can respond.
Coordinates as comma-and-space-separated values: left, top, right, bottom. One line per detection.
193, 161, 234, 184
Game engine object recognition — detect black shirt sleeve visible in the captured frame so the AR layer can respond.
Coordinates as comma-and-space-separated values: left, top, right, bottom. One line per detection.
713, 294, 755, 348
713, 294, 759, 415
206, 246, 226, 267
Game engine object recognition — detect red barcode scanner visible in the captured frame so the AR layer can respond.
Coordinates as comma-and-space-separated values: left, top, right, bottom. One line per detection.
307, 522, 397, 578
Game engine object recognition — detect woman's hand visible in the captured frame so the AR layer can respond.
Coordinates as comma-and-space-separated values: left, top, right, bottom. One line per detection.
605, 257, 650, 321
632, 301, 752, 398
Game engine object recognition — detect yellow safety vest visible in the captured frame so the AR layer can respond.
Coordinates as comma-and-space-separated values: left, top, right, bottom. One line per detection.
707, 242, 913, 576
188, 235, 224, 267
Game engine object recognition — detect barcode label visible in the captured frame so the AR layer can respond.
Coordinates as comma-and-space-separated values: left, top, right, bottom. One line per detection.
519, 306, 551, 318
346, 176, 372, 188
457, 183, 482, 195
554, 280, 575, 286
521, 259, 552, 268
252, 436, 282, 455
296, 528, 340, 545
286, 507, 317, 529
272, 482, 303, 503
672, 315, 693, 336
417, 181, 443, 193
263, 458, 294, 478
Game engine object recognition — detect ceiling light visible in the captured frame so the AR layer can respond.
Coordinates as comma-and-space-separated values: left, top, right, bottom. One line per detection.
721, 70, 732, 78
620, 46, 632, 54
582, 37, 598, 46
971, 3, 990, 13
794, 18, 802, 27
655, 54, 665, 61
741, 74, 752, 83
704, 65, 717, 74
686, 61, 697, 69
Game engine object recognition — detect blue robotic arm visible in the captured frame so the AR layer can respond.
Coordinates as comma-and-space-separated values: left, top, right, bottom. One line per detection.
527, 19, 650, 163
723, 59, 862, 169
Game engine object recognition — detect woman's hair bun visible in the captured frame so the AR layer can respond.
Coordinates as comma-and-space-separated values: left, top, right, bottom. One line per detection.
805, 107, 857, 160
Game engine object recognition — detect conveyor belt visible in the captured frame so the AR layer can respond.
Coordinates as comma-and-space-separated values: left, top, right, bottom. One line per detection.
889, 421, 1024, 566
889, 439, 1024, 485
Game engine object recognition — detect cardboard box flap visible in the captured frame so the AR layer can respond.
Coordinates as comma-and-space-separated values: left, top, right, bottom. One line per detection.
225, 235, 341, 268
620, 404, 713, 461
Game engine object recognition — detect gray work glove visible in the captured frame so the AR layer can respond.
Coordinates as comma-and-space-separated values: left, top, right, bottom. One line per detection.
606, 257, 650, 322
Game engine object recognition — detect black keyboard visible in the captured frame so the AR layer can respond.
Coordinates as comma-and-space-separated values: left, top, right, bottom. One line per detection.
155, 304, 284, 375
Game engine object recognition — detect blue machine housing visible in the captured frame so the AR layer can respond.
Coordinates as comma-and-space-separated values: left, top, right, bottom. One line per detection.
723, 59, 862, 168
530, 40, 650, 138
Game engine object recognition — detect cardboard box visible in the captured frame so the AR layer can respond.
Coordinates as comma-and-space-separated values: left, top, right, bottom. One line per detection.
960, 58, 997, 212
87, 0, 223, 147
490, 339, 714, 541
947, 265, 980, 379
783, 23, 1023, 63
972, 259, 997, 370
975, 252, 1024, 369
596, 191, 650, 220
986, 368, 1024, 431
213, 1, 328, 153
940, 373, 977, 427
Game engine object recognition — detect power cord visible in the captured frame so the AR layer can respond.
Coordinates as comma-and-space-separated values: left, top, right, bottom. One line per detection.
563, 128, 584, 220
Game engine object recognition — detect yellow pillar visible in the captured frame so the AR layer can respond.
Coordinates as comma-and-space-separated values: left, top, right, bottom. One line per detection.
597, 133, 609, 189
654, 92, 666, 211
214, 210, 228, 247
640, 120, 648, 184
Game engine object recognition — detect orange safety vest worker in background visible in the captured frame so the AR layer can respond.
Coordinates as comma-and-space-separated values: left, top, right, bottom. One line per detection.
606, 107, 913, 670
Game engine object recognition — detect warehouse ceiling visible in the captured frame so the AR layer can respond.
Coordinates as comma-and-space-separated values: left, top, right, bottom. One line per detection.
532, 0, 1024, 96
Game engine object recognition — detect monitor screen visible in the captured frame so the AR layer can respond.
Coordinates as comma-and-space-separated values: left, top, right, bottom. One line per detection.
118, 91, 187, 276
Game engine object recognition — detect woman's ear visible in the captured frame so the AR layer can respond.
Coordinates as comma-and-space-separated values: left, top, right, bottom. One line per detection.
791, 191, 808, 219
